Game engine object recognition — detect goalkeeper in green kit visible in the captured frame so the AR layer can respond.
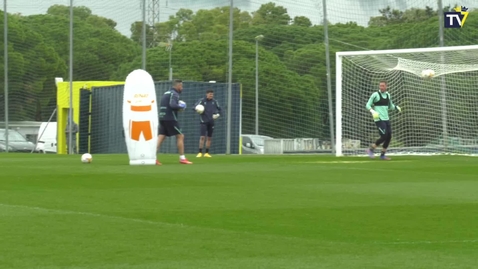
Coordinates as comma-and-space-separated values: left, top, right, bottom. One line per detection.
365, 80, 401, 160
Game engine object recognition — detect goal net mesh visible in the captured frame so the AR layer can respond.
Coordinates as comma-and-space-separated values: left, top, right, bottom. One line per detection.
338, 46, 478, 156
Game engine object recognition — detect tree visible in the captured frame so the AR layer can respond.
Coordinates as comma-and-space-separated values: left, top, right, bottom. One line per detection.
384, 9, 478, 48
234, 25, 322, 59
46, 5, 117, 30
130, 21, 155, 46
252, 2, 291, 26
292, 16, 312, 27
368, 6, 404, 26
0, 11, 66, 121
164, 8, 194, 41
161, 7, 252, 42
47, 5, 92, 20
86, 15, 117, 30
367, 5, 454, 27
22, 13, 141, 82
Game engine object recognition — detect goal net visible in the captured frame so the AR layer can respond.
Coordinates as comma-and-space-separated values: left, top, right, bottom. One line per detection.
335, 45, 478, 156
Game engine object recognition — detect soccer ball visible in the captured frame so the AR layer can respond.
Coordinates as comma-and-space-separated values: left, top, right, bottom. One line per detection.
195, 104, 205, 114
81, 153, 92, 163
421, 69, 435, 78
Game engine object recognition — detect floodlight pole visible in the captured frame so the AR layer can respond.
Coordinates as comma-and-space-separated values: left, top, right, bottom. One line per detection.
255, 35, 263, 136
226, 0, 233, 154
437, 0, 448, 150
323, 0, 335, 154
159, 42, 173, 80
4, 0, 9, 152
141, 0, 146, 70
169, 43, 173, 80
68, 0, 74, 154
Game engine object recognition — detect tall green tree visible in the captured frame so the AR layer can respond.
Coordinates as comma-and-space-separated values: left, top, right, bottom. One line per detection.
368, 5, 454, 27
251, 2, 291, 25
292, 16, 312, 27
0, 11, 66, 121
47, 5, 117, 30
22, 12, 140, 81
130, 21, 155, 46
153, 7, 252, 43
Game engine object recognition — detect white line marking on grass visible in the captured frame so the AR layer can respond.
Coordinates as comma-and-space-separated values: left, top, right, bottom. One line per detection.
0, 203, 352, 247
6, 203, 474, 247
0, 203, 171, 226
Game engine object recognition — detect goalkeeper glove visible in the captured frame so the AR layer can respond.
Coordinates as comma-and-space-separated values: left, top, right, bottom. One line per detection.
369, 109, 380, 120
396, 106, 401, 113
213, 114, 220, 120
178, 101, 186, 109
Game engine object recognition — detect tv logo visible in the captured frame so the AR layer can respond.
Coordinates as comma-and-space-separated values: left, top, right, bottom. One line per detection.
444, 6, 469, 28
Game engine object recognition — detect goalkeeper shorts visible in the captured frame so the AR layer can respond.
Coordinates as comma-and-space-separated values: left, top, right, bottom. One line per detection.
375, 120, 392, 136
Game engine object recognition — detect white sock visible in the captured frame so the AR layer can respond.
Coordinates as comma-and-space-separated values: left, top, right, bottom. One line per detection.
180, 155, 185, 160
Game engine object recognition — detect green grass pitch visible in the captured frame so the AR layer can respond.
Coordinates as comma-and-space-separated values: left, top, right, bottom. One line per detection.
1, 153, 477, 269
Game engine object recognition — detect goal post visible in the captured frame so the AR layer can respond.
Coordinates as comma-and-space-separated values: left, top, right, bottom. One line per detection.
335, 44, 478, 157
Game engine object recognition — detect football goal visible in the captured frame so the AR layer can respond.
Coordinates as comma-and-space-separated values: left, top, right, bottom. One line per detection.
335, 45, 478, 156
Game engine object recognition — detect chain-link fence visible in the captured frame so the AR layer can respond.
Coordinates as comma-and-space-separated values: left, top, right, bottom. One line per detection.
0, 0, 476, 154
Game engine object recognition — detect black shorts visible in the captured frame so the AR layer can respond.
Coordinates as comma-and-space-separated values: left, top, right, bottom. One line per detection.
158, 120, 182, 137
375, 120, 392, 136
200, 122, 214, 137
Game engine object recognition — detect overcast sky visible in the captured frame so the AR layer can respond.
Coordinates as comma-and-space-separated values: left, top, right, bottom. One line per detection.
5, 0, 474, 37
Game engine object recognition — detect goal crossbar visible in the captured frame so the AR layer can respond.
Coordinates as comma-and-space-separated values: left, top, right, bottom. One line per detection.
336, 44, 478, 57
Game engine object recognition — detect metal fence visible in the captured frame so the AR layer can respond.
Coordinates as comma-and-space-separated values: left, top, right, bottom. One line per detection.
1, 0, 475, 154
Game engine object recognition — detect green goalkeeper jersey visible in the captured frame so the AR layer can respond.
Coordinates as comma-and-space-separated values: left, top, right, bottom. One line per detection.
365, 91, 397, 121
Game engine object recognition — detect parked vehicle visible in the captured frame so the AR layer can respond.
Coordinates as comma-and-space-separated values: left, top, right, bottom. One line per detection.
241, 134, 273, 154
35, 122, 57, 153
0, 128, 39, 153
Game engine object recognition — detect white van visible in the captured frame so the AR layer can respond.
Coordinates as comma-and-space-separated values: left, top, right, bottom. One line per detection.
241, 134, 274, 154
36, 122, 57, 153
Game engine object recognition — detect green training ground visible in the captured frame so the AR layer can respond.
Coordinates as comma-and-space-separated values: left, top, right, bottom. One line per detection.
1, 154, 477, 269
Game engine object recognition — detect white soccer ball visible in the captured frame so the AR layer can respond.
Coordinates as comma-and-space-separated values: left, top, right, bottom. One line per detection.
195, 104, 205, 114
81, 153, 92, 163
421, 69, 435, 78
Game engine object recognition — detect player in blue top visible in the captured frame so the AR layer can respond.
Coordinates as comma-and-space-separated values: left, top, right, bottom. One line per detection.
156, 79, 192, 165
193, 89, 221, 157
365, 80, 401, 160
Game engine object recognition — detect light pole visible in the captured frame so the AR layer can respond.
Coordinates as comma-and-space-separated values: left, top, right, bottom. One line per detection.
68, 0, 74, 154
159, 41, 173, 80
255, 34, 264, 135
4, 0, 9, 152
141, 0, 146, 70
